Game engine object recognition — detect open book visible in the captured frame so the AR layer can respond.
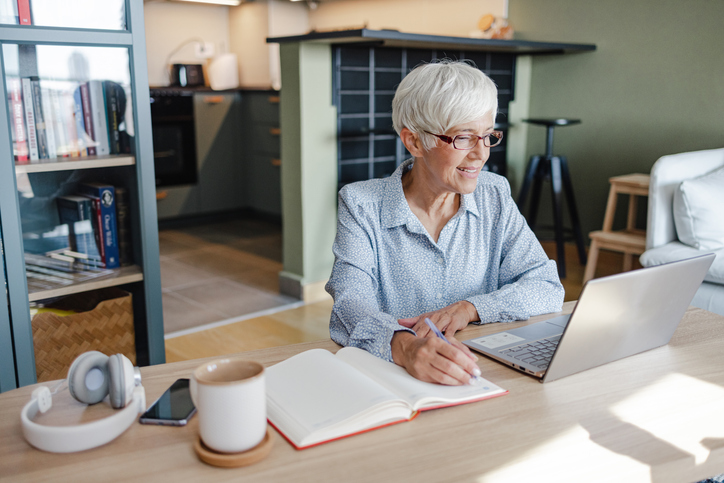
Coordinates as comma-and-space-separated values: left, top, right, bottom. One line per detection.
266, 347, 508, 449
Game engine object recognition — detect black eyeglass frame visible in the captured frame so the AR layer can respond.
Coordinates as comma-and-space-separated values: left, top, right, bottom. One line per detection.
424, 130, 504, 150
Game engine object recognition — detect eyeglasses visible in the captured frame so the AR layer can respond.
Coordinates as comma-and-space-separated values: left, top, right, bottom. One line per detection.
425, 130, 504, 150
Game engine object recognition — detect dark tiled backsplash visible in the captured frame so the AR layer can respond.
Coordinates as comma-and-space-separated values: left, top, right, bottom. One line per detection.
333, 45, 514, 188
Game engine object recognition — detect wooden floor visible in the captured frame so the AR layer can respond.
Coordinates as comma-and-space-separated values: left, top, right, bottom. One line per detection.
164, 241, 637, 363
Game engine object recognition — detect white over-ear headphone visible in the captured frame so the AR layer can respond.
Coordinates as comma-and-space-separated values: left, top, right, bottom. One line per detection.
20, 351, 146, 453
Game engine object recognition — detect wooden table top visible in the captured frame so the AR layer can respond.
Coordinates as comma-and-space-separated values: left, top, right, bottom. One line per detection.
2, 302, 723, 483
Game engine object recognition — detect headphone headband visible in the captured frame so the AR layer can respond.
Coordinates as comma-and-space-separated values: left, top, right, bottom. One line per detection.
21, 385, 146, 453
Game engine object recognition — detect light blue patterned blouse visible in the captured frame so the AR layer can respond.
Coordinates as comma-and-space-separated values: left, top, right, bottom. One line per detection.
325, 159, 564, 362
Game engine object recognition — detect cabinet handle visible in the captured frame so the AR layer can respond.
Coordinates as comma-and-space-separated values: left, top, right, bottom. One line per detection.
269, 127, 281, 135
268, 96, 280, 104
156, 191, 168, 200
271, 158, 282, 167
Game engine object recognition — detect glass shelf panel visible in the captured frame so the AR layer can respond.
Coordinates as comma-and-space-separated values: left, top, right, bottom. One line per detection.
4, 43, 136, 278
3, 43, 135, 165
0, 0, 126, 30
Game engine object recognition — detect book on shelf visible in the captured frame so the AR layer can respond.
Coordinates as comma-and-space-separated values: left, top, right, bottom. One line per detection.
40, 86, 58, 159
30, 77, 50, 160
266, 347, 508, 450
20, 77, 39, 161
114, 186, 132, 266
88, 80, 110, 156
78, 82, 97, 156
71, 87, 89, 157
56, 195, 101, 262
16, 0, 29, 25
77, 182, 120, 269
7, 77, 29, 162
104, 81, 124, 155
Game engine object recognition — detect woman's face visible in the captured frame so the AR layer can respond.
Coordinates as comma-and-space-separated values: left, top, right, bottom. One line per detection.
415, 113, 495, 196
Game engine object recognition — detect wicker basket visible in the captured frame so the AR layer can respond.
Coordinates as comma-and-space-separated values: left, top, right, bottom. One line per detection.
32, 287, 136, 382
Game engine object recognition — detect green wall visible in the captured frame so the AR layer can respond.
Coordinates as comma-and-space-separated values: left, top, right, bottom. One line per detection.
507, 0, 724, 237
279, 42, 338, 294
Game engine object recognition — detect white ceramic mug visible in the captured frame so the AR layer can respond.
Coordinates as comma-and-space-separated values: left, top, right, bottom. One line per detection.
190, 358, 266, 454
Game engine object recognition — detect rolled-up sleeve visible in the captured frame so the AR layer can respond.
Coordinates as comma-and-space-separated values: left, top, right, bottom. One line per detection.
325, 193, 413, 362
465, 179, 563, 323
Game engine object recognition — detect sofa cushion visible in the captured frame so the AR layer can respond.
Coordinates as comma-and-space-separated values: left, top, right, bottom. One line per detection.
640, 241, 724, 284
673, 166, 724, 250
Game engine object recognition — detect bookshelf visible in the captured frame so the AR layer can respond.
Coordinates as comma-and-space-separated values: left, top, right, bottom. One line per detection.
0, 0, 164, 391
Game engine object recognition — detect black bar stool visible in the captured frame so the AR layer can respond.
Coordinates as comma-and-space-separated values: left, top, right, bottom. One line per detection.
517, 118, 587, 279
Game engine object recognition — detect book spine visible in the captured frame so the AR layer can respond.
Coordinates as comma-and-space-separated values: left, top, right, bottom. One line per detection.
88, 80, 110, 156
79, 82, 96, 156
31, 79, 49, 159
115, 187, 132, 266
8, 77, 28, 162
56, 196, 101, 259
48, 88, 68, 157
41, 87, 58, 159
103, 81, 121, 155
89, 197, 106, 265
21, 77, 38, 161
16, 0, 30, 25
79, 185, 119, 269
72, 88, 88, 157
59, 91, 78, 157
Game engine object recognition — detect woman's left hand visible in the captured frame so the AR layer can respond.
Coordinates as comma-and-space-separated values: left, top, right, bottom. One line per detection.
398, 301, 479, 338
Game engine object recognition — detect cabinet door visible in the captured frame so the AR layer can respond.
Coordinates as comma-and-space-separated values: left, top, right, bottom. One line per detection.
0, 37, 163, 387
194, 93, 245, 214
241, 91, 281, 217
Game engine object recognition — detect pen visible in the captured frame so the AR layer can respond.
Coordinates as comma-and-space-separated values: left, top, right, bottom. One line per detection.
424, 318, 483, 385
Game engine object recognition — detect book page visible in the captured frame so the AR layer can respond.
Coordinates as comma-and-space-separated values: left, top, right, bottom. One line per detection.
266, 349, 412, 447
335, 347, 506, 411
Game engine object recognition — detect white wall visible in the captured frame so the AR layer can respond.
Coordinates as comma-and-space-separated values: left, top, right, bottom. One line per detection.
309, 0, 507, 37
144, 1, 230, 87
144, 0, 509, 89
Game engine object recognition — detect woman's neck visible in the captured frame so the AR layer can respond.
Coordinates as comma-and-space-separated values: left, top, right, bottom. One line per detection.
402, 160, 459, 242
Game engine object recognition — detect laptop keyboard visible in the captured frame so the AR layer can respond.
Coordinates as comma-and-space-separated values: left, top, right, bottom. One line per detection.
500, 335, 562, 369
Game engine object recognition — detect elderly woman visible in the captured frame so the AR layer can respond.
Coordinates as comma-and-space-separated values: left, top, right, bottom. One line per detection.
325, 60, 564, 386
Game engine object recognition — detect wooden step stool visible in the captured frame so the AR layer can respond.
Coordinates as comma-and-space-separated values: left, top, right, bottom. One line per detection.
583, 173, 650, 283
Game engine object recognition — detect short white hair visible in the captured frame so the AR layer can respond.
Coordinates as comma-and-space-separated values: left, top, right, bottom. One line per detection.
392, 60, 498, 151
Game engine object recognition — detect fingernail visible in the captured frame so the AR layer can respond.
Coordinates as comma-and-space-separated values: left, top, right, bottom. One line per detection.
473, 367, 481, 377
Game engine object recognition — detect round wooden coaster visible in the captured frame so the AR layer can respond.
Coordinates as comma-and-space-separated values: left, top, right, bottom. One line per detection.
194, 427, 274, 468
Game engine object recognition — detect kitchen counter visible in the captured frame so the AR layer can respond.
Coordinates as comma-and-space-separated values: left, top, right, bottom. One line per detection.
267, 28, 596, 54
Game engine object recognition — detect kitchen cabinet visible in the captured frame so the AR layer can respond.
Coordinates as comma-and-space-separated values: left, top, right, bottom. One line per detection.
155, 91, 245, 220
240, 90, 281, 218
0, 0, 165, 390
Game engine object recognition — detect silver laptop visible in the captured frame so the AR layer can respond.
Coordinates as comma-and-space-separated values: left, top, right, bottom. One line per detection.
463, 253, 715, 383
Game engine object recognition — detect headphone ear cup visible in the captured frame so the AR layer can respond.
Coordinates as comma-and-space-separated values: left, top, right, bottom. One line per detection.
67, 351, 110, 405
108, 354, 135, 409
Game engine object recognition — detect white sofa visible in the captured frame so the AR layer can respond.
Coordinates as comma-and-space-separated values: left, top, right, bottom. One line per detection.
639, 148, 724, 316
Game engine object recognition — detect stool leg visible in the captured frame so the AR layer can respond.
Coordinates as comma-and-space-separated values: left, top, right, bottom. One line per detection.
528, 157, 546, 230
517, 155, 541, 213
623, 253, 633, 272
583, 239, 599, 284
559, 156, 587, 266
550, 157, 566, 279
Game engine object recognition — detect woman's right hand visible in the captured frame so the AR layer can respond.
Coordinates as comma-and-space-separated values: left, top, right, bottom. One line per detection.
390, 331, 481, 385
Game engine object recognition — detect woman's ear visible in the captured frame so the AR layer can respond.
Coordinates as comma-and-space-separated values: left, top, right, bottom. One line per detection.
400, 128, 425, 157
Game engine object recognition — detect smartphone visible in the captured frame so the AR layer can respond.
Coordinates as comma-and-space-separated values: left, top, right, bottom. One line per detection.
139, 378, 197, 426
